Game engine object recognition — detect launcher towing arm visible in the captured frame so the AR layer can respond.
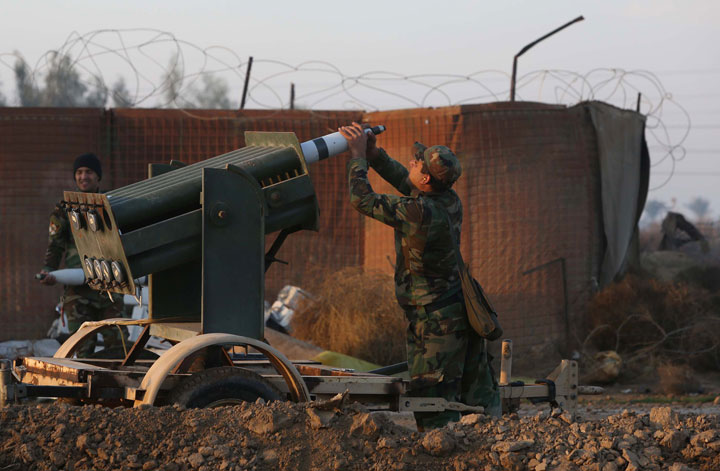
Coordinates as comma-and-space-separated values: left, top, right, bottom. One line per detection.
2, 127, 600, 416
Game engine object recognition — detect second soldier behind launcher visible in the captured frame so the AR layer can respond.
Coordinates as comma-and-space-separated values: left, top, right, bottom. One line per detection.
39, 153, 128, 358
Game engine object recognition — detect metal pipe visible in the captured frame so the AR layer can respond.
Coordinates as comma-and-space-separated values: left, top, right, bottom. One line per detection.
499, 339, 513, 385
127, 238, 201, 277
510, 15, 584, 101
368, 362, 408, 376
108, 147, 300, 230
109, 147, 271, 197
522, 257, 569, 353
240, 56, 253, 110
0, 359, 12, 407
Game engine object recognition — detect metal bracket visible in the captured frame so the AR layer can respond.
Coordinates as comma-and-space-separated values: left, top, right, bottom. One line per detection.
398, 396, 485, 414
545, 359, 578, 415
1, 383, 25, 404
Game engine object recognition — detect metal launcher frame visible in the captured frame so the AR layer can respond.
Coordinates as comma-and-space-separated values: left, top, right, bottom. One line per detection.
63, 132, 318, 340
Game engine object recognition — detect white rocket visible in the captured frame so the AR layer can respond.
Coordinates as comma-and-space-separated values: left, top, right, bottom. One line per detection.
300, 125, 386, 164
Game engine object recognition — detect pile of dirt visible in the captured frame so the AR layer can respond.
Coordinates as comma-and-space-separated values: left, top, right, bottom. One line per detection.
291, 267, 406, 366
2, 400, 719, 471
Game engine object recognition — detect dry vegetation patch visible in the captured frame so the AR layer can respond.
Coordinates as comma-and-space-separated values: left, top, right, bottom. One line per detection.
291, 267, 406, 366
584, 275, 720, 377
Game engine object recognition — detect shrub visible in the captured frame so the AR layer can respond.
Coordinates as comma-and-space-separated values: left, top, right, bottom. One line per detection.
585, 275, 720, 371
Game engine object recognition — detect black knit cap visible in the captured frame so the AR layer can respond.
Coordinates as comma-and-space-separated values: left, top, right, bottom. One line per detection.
73, 153, 102, 180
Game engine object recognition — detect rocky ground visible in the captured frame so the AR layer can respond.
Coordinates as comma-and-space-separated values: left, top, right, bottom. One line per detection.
1, 396, 719, 471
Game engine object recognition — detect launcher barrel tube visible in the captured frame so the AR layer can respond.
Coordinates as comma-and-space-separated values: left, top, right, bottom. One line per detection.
108, 147, 300, 232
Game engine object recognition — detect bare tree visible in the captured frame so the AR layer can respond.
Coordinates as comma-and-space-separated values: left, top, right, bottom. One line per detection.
84, 75, 108, 108
42, 53, 88, 107
14, 57, 42, 106
193, 74, 232, 109
643, 199, 667, 223
14, 52, 107, 107
161, 53, 185, 107
160, 53, 233, 109
686, 197, 711, 221
111, 76, 133, 107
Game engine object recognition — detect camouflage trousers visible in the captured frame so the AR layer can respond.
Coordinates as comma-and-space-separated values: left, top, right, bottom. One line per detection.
63, 289, 128, 358
405, 298, 500, 430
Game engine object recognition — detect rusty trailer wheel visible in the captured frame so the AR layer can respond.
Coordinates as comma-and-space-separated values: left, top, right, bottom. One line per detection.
168, 366, 282, 408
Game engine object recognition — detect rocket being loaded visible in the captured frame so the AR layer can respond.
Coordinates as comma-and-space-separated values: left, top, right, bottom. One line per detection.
300, 125, 385, 164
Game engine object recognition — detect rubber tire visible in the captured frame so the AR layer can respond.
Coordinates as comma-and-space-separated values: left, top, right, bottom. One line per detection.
168, 366, 282, 408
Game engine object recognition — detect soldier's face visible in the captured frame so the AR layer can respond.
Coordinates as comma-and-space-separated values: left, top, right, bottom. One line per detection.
408, 158, 430, 190
75, 167, 100, 193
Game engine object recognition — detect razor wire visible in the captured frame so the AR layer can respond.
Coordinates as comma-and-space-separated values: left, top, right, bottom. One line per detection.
0, 28, 691, 190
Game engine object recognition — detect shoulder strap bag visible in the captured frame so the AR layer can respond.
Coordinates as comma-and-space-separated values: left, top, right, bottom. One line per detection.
446, 214, 503, 341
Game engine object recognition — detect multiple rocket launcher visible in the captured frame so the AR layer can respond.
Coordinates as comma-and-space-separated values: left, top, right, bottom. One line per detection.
59, 126, 385, 301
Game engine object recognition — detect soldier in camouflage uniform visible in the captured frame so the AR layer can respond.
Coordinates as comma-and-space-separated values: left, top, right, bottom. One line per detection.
39, 153, 127, 358
340, 122, 500, 429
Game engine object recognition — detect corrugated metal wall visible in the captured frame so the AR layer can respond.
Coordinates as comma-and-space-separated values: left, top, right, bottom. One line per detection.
0, 104, 606, 355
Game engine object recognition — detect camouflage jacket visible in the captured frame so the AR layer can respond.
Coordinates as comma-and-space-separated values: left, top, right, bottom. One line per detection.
43, 202, 99, 298
347, 148, 462, 309
43, 202, 80, 272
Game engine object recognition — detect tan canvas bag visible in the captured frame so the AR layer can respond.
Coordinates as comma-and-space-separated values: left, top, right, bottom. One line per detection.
446, 214, 503, 340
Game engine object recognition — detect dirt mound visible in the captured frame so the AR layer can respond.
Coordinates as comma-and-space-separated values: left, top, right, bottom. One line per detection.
2, 401, 720, 471
291, 267, 406, 366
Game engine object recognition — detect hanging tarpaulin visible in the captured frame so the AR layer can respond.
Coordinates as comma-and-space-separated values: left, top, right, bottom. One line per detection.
587, 102, 648, 287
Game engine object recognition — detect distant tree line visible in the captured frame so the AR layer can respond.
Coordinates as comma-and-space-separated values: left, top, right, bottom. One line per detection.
3, 52, 234, 109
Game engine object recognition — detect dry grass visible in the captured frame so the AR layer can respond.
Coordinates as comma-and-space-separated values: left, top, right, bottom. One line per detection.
657, 363, 701, 395
290, 266, 406, 366
584, 274, 720, 372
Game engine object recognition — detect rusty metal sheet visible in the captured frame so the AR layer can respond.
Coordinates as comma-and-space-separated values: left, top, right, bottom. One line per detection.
18, 357, 108, 386
149, 322, 201, 341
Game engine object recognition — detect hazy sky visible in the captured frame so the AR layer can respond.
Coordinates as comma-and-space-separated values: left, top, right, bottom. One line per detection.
1, 0, 718, 218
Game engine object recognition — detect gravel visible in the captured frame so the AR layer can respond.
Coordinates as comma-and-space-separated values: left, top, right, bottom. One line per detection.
1, 400, 719, 470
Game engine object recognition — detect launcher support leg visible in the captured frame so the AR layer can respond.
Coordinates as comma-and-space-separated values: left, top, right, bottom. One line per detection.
546, 359, 578, 416
499, 339, 512, 385
498, 359, 581, 419
0, 360, 12, 407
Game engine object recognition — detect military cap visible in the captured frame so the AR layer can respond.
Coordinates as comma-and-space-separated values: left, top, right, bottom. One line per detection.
412, 141, 428, 161
423, 145, 461, 186
73, 153, 102, 180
